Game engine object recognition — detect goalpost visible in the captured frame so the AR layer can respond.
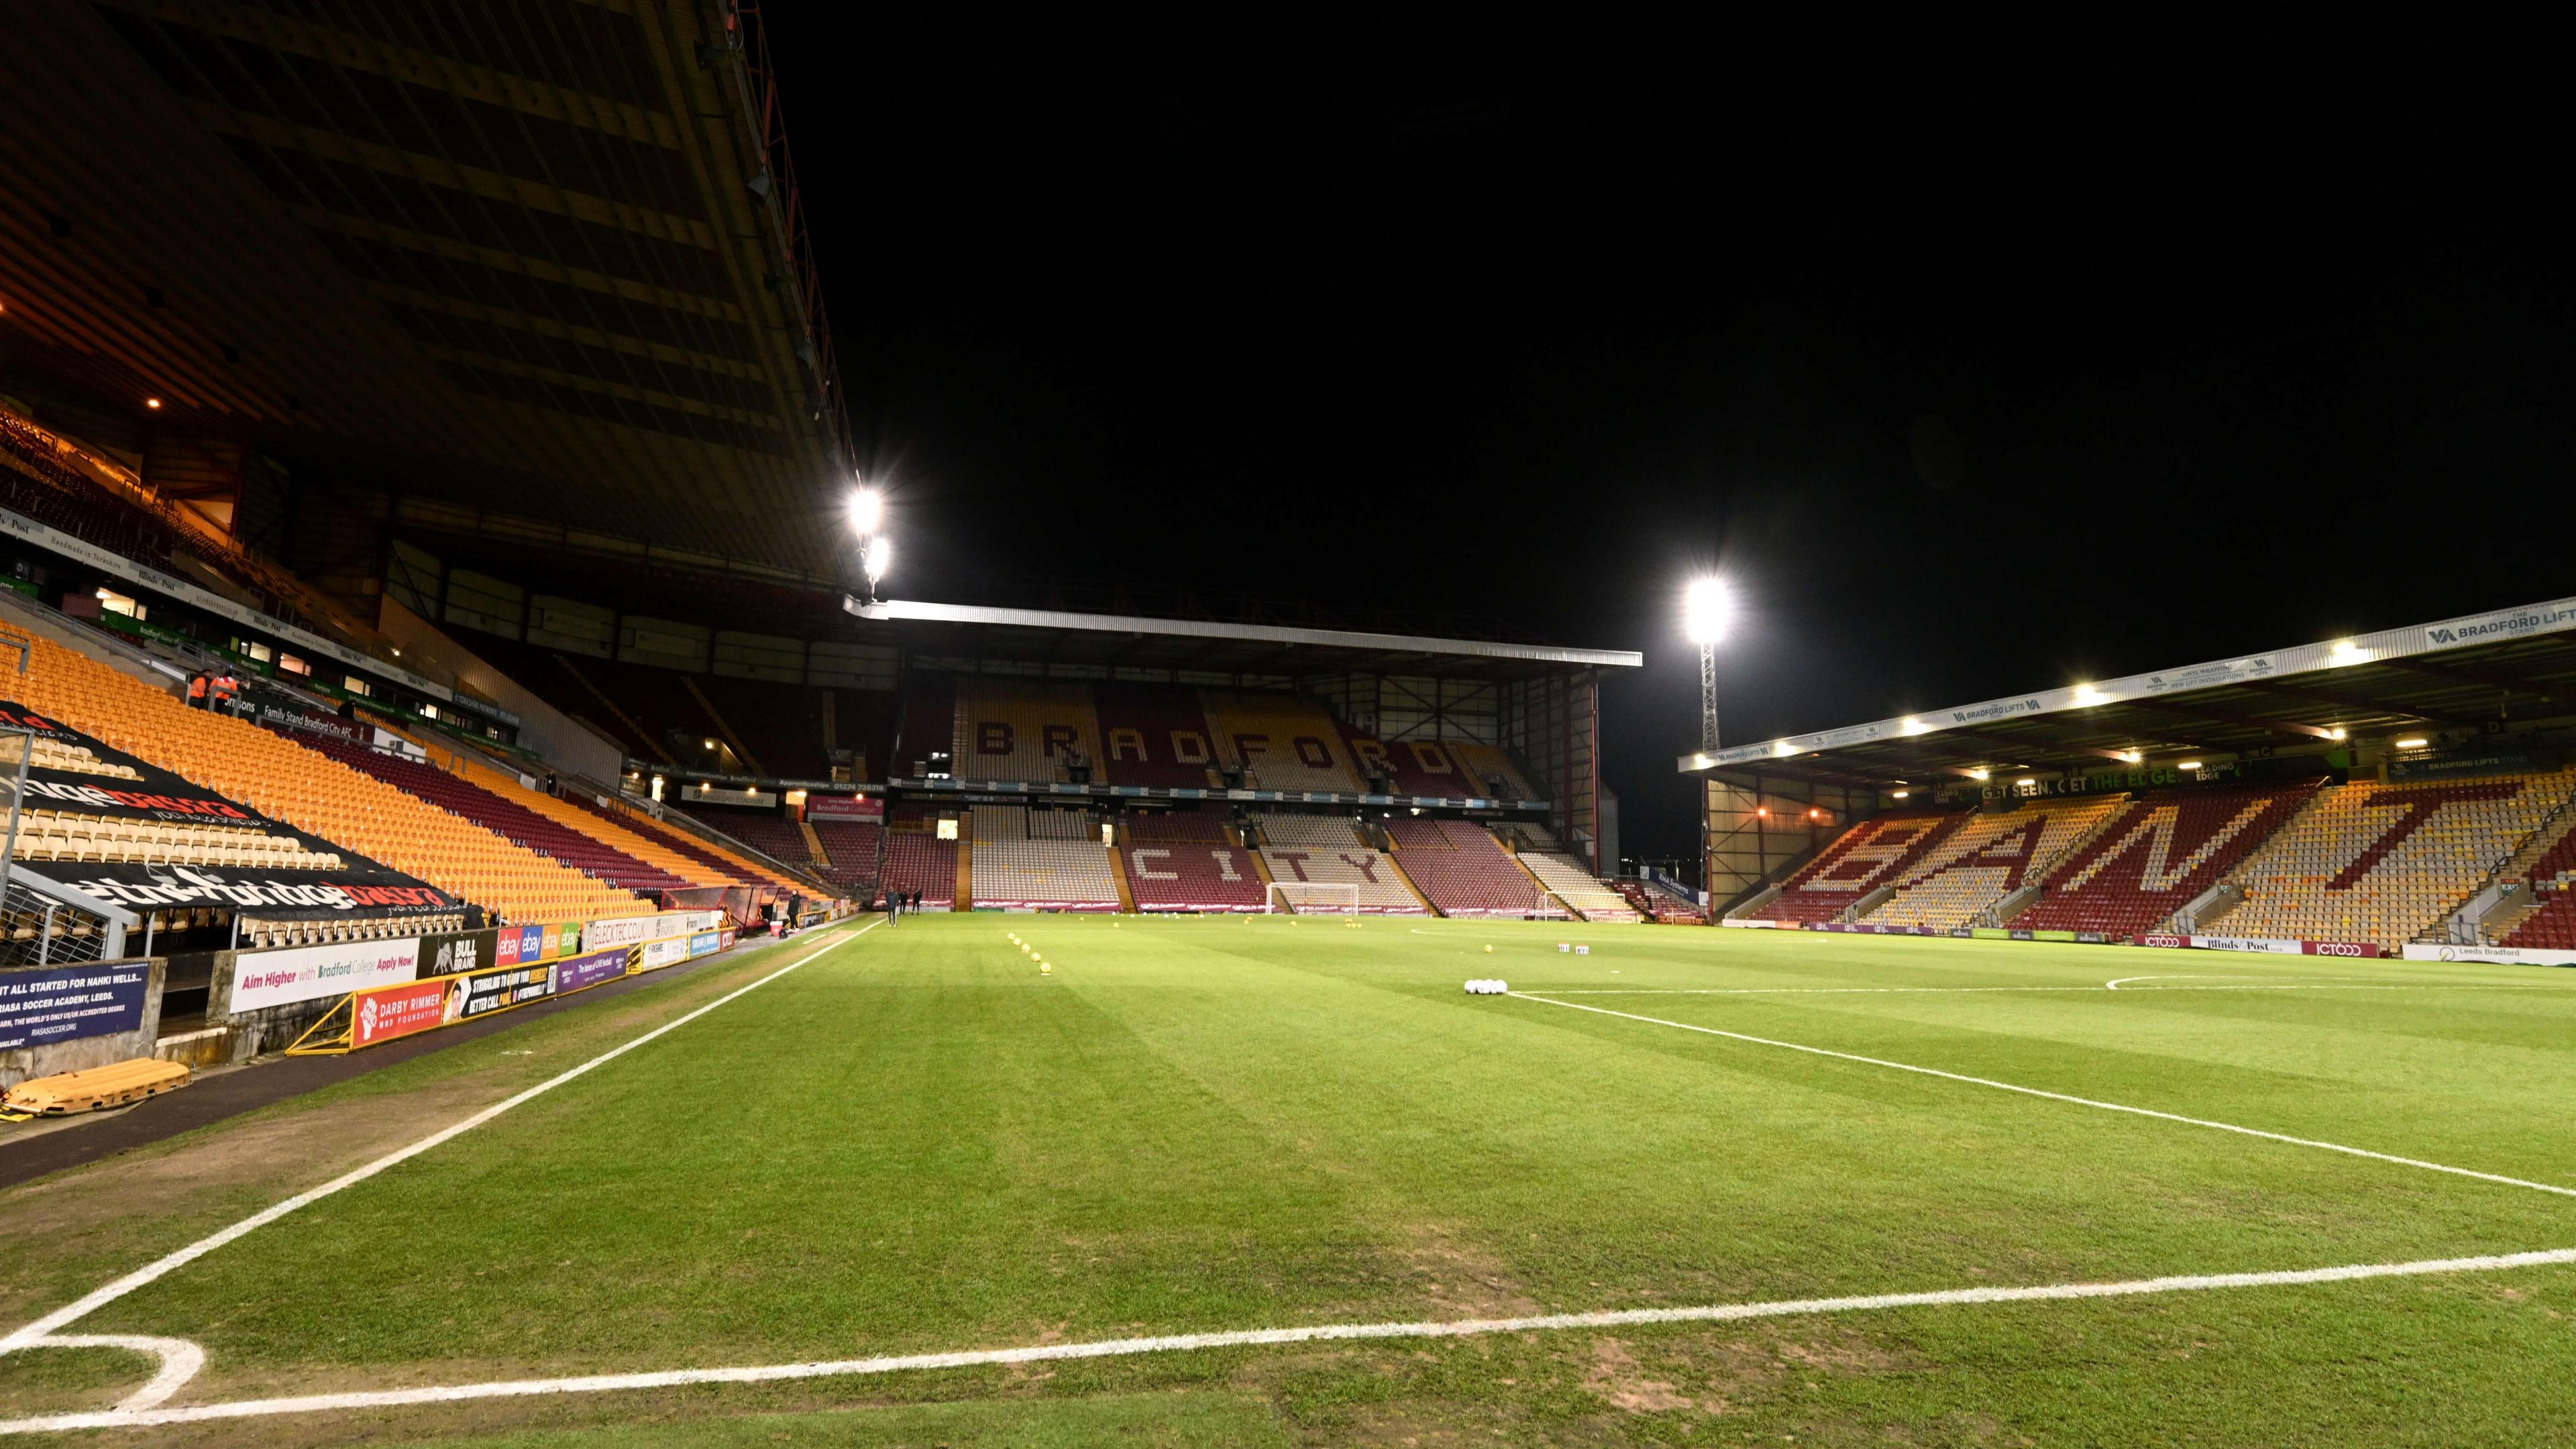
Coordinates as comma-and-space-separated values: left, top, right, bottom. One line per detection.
1527, 888, 1572, 921
1267, 881, 1360, 916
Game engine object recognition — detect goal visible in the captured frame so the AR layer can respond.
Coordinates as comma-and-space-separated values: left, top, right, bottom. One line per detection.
1267, 881, 1360, 916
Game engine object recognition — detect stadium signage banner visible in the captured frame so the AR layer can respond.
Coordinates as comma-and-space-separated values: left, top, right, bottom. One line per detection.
349, 976, 450, 1049
636, 936, 691, 971
580, 910, 722, 952
0, 961, 152, 1050
886, 776, 1550, 812
492, 922, 581, 967
2128, 933, 2385, 958
415, 928, 499, 979
2400, 942, 2576, 968
231, 938, 421, 1013
804, 794, 883, 822
1719, 918, 1784, 928
553, 947, 634, 993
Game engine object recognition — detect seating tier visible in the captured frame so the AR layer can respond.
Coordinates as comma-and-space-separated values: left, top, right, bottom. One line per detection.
2013, 782, 2322, 936
1748, 812, 1965, 924
1862, 797, 2129, 931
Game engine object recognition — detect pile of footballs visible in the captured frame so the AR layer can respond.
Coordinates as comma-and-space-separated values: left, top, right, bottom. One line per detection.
1462, 979, 1509, 996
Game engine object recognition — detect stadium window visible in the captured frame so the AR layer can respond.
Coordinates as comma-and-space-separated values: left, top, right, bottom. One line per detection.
277, 653, 310, 676
342, 676, 371, 697
94, 587, 142, 619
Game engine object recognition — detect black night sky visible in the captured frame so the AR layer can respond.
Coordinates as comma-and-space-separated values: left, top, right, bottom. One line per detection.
771, 13, 2573, 861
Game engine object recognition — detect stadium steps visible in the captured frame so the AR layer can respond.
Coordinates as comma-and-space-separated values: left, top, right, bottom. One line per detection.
954, 818, 974, 911
1109, 846, 1138, 912
2474, 801, 2576, 942
1499, 844, 1573, 918
797, 818, 830, 865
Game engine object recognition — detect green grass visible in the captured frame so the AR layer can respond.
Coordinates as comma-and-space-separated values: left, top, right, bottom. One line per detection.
5, 914, 2575, 1445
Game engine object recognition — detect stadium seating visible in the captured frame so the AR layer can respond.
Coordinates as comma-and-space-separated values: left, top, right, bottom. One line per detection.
665, 804, 809, 876
1746, 812, 1967, 924
894, 673, 957, 780
1121, 833, 1267, 911
1205, 692, 1363, 792
1342, 730, 1485, 797
2496, 814, 2576, 949
951, 679, 1104, 785
1094, 684, 1222, 789
1863, 796, 2130, 931
576, 795, 806, 893
1452, 742, 1538, 799
292, 734, 698, 894
1518, 850, 1643, 922
1385, 817, 1549, 916
881, 830, 957, 908
1252, 812, 1421, 912
2, 628, 650, 924
971, 839, 1121, 910
807, 819, 883, 896
2220, 772, 2576, 949
2011, 782, 2322, 936
970, 803, 1099, 842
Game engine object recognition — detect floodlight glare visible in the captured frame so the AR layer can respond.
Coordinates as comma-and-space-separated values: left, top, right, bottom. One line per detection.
2394, 737, 2429, 749
1682, 577, 1731, 644
863, 533, 892, 584
849, 486, 884, 536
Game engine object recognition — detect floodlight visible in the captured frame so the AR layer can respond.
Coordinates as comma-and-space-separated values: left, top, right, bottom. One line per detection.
2394, 737, 2428, 749
863, 533, 892, 584
1682, 577, 1731, 644
849, 486, 884, 536
1967, 768, 1990, 780
2178, 760, 2202, 771
1890, 790, 1911, 800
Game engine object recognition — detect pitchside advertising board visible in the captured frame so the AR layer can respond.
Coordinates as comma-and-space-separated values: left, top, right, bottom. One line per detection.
2401, 942, 2576, 968
229, 911, 725, 1016
0, 961, 152, 1050
2131, 934, 2387, 957
347, 947, 645, 1049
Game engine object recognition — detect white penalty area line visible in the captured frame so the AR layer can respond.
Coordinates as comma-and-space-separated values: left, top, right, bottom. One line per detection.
1505, 991, 2576, 1200
3, 1246, 2570, 1434
0, 919, 881, 1406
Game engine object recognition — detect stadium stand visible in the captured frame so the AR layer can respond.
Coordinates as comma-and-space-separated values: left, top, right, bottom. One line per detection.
971, 837, 1121, 911
1862, 796, 2131, 931
291, 734, 697, 895
1745, 811, 1968, 924
1206, 692, 1364, 792
1612, 877, 1702, 924
805, 818, 883, 898
951, 679, 1103, 785
574, 794, 806, 894
1518, 849, 1644, 922
2010, 782, 2324, 937
665, 804, 809, 875
2218, 771, 2576, 949
2504, 814, 2576, 949
1342, 731, 1484, 797
1452, 742, 1538, 799
1094, 683, 1222, 789
5, 629, 650, 924
894, 674, 957, 780
882, 828, 957, 909
1120, 814, 1265, 912
1252, 812, 1424, 912
1384, 817, 1550, 917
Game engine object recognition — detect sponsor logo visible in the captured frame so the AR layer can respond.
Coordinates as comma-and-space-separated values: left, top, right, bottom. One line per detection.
2307, 941, 2375, 958
2425, 603, 2576, 646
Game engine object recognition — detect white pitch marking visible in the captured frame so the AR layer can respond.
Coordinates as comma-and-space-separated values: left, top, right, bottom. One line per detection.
0, 1247, 2569, 1434
1506, 991, 2576, 1199
1537, 979, 2545, 997
0, 920, 881, 1401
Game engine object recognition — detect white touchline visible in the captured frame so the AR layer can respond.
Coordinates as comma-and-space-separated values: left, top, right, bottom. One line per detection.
1538, 979, 2548, 997
0, 1246, 2569, 1434
0, 919, 881, 1409
1505, 992, 2576, 1199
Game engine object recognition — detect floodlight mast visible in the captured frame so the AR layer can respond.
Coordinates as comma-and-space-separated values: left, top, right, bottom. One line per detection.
1683, 578, 1729, 752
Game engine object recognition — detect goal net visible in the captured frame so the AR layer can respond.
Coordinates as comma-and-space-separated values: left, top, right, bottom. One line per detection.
1267, 881, 1360, 915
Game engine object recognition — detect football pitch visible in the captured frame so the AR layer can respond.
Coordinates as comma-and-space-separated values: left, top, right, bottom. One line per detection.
4, 914, 2574, 1446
